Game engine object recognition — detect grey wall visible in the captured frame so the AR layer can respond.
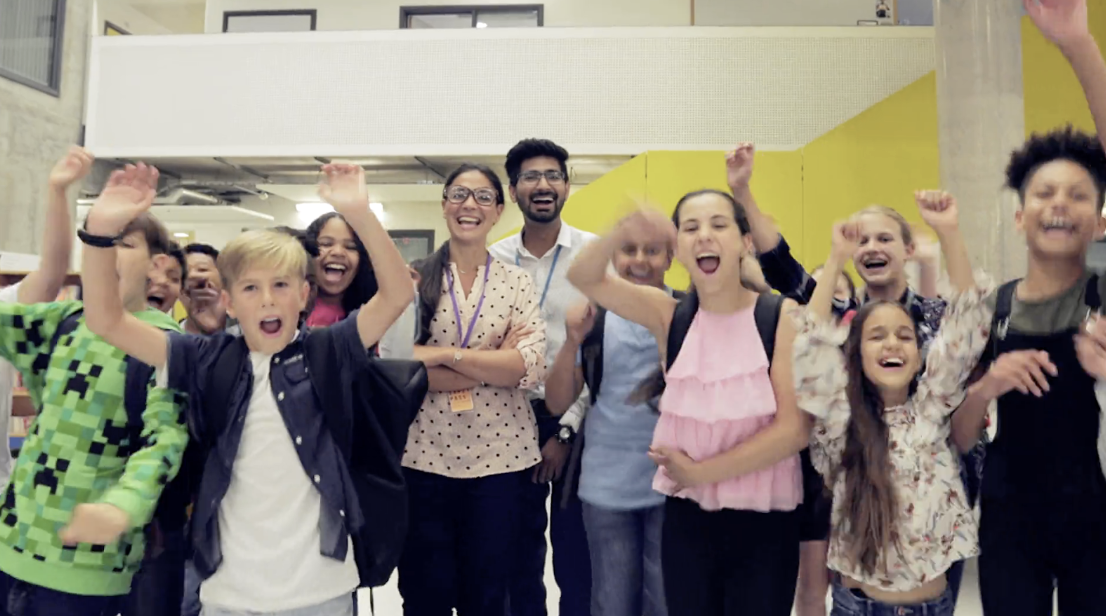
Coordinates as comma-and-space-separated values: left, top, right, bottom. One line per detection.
0, 0, 90, 255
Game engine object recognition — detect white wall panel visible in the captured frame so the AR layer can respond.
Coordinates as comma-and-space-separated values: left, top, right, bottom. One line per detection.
85, 27, 934, 157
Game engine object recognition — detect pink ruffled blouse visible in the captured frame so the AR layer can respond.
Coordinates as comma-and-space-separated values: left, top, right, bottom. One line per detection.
652, 305, 802, 512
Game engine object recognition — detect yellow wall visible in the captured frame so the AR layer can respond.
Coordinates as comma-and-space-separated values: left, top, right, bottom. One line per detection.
800, 72, 940, 267
557, 70, 939, 288
1022, 8, 1106, 136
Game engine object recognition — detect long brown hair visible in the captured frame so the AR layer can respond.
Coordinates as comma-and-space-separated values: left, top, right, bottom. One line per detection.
837, 300, 916, 575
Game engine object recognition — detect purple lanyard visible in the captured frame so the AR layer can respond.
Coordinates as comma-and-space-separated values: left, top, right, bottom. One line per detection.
446, 254, 493, 349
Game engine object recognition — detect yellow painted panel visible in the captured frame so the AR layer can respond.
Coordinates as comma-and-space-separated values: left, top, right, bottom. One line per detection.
801, 72, 940, 270
1022, 8, 1106, 137
644, 150, 803, 290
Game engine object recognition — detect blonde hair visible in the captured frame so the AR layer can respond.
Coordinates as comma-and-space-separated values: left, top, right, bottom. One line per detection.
854, 205, 914, 246
218, 228, 310, 288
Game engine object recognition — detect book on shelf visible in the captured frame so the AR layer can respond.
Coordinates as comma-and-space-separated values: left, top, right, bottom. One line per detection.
8, 416, 31, 438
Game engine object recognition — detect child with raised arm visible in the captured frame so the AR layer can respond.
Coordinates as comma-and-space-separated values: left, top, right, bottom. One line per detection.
0, 158, 187, 616
793, 192, 990, 616
568, 191, 807, 616
80, 162, 415, 616
951, 2, 1106, 613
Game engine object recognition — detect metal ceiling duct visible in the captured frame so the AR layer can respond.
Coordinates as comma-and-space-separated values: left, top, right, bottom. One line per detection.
154, 187, 221, 206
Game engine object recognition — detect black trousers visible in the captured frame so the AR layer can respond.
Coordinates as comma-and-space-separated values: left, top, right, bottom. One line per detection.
979, 493, 1106, 616
661, 497, 799, 616
398, 468, 525, 616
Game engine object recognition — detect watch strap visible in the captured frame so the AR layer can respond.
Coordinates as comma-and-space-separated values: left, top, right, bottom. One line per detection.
77, 228, 120, 248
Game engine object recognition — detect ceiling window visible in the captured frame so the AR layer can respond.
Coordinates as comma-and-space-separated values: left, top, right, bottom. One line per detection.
401, 5, 543, 29
223, 10, 317, 33
0, 0, 66, 96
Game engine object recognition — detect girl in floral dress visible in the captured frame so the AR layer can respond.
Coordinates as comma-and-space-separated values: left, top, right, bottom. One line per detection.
793, 191, 991, 616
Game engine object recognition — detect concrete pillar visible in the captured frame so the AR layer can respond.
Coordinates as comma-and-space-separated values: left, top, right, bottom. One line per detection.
0, 0, 90, 256
934, 0, 1026, 281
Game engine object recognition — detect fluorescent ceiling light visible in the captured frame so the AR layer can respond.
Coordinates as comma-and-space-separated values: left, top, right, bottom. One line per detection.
370, 202, 385, 216
476, 21, 488, 28
173, 232, 190, 238
229, 206, 276, 221
296, 202, 334, 215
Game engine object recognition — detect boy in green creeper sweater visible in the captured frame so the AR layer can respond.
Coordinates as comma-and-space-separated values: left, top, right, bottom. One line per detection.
0, 204, 188, 616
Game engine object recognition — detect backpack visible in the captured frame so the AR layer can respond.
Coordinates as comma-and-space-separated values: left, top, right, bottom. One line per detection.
579, 290, 688, 403
48, 309, 195, 543
201, 332, 427, 588
666, 291, 785, 371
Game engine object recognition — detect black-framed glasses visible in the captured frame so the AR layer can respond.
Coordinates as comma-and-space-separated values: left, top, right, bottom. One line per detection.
444, 185, 499, 206
517, 170, 567, 185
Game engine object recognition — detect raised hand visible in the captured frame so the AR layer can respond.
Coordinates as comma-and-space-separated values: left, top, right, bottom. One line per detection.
725, 143, 756, 189
49, 146, 94, 190
565, 301, 598, 345
831, 220, 861, 262
59, 503, 130, 546
1024, 0, 1089, 47
85, 163, 159, 237
318, 163, 370, 219
915, 190, 960, 234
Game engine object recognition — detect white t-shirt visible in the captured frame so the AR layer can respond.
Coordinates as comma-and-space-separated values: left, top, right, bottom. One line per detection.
0, 283, 21, 489
197, 349, 360, 611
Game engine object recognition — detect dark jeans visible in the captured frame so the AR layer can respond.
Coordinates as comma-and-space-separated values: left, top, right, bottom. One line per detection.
0, 570, 121, 616
398, 467, 524, 616
582, 502, 666, 616
979, 493, 1106, 616
662, 497, 799, 616
829, 581, 954, 616
122, 526, 187, 616
509, 461, 592, 616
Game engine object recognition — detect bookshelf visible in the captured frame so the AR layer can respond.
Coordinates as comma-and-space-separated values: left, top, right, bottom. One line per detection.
1, 271, 82, 453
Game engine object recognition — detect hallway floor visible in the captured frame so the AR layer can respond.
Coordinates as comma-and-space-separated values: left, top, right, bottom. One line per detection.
359, 552, 1007, 615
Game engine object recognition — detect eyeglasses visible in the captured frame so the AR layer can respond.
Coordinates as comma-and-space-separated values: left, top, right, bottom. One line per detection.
444, 186, 499, 207
517, 170, 567, 185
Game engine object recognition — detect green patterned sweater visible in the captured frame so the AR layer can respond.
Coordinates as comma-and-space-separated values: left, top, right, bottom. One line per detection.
0, 301, 186, 596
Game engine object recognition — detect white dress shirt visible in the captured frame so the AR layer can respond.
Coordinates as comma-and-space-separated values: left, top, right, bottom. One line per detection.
490, 222, 597, 430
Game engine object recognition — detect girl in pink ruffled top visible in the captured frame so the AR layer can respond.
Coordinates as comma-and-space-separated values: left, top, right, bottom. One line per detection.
567, 189, 810, 616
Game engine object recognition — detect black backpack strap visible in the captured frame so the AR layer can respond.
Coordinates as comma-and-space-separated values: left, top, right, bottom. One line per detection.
666, 292, 700, 370
753, 293, 785, 368
49, 309, 83, 354
580, 308, 607, 404
1086, 274, 1101, 311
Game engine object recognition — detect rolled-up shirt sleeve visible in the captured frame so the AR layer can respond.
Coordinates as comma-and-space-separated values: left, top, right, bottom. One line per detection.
509, 270, 547, 390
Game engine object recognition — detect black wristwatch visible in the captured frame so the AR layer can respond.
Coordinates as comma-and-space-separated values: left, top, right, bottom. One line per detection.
77, 227, 119, 248
556, 426, 575, 445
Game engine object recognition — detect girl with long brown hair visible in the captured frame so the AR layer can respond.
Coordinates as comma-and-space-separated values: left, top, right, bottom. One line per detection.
793, 191, 991, 616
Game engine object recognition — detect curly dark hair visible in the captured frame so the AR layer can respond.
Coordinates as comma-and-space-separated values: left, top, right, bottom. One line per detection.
1005, 125, 1106, 207
505, 138, 569, 187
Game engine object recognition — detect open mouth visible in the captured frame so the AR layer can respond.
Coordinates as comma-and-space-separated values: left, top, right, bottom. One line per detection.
322, 262, 348, 284
531, 192, 557, 210
878, 356, 906, 369
1041, 217, 1076, 236
626, 267, 653, 283
696, 252, 720, 275
259, 316, 283, 337
860, 255, 890, 274
147, 293, 168, 312
457, 216, 482, 230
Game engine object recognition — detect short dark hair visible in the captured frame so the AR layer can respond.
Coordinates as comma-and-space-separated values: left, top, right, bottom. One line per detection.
304, 212, 378, 315
120, 212, 173, 258
505, 138, 569, 186
166, 242, 188, 282
1006, 125, 1106, 207
184, 242, 220, 261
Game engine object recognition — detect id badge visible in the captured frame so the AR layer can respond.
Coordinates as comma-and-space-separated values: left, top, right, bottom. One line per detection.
449, 390, 475, 413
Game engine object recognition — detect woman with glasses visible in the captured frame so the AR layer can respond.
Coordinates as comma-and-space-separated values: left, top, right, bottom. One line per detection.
399, 163, 549, 616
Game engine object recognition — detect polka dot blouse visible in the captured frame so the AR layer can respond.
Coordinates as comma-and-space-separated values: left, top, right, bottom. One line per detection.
402, 258, 547, 479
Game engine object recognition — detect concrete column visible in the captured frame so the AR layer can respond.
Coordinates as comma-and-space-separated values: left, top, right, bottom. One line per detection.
0, 0, 90, 256
934, 0, 1026, 281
